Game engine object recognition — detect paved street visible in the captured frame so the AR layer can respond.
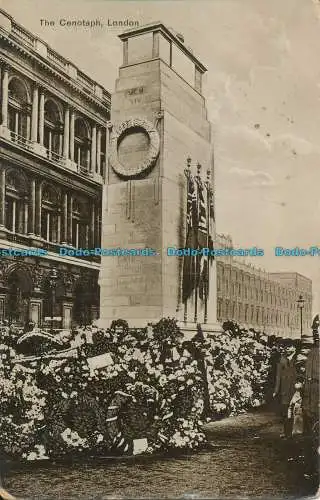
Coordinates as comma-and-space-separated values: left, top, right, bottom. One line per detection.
3, 409, 318, 499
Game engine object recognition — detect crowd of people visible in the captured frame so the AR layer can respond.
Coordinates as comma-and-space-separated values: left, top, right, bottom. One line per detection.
268, 319, 319, 440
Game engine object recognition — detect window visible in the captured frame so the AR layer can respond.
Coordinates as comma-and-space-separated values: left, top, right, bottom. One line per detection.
72, 198, 89, 248
44, 99, 63, 160
41, 186, 60, 242
5, 171, 28, 234
8, 77, 31, 143
74, 118, 91, 171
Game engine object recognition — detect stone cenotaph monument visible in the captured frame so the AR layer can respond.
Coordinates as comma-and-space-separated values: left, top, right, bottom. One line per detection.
99, 23, 218, 331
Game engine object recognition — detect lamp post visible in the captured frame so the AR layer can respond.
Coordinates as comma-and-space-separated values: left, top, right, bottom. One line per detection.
48, 267, 58, 335
297, 294, 305, 340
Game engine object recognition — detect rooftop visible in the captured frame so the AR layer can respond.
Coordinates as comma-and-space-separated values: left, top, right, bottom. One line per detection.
119, 21, 207, 73
0, 8, 111, 109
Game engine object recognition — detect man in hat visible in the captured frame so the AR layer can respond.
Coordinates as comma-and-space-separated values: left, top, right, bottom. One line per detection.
301, 315, 320, 436
273, 342, 298, 438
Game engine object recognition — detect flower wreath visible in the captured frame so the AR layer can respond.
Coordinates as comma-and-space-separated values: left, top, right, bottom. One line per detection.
109, 117, 160, 178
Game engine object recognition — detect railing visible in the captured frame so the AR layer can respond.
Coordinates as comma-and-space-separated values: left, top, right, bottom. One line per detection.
41, 240, 62, 252
6, 232, 30, 245
77, 164, 93, 177
9, 131, 33, 150
46, 148, 65, 165
77, 71, 95, 92
47, 48, 67, 71
102, 89, 111, 103
11, 23, 35, 48
7, 20, 110, 106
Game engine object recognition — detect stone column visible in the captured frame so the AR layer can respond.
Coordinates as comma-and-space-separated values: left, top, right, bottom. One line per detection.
152, 32, 160, 58
104, 123, 111, 180
69, 108, 75, 162
1, 65, 9, 128
0, 167, 6, 228
35, 182, 42, 236
96, 205, 101, 246
61, 192, 68, 244
67, 194, 73, 244
26, 115, 31, 141
38, 90, 45, 146
91, 124, 97, 172
11, 200, 16, 232
123, 39, 128, 65
63, 105, 70, 158
96, 127, 101, 174
90, 202, 95, 247
28, 179, 36, 235
31, 86, 39, 142
24, 201, 28, 233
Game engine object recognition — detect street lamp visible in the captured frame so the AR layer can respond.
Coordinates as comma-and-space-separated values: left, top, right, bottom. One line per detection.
48, 267, 58, 335
297, 294, 305, 340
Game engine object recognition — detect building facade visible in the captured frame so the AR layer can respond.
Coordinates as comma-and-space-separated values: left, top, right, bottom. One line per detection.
0, 9, 313, 336
215, 234, 313, 338
0, 9, 110, 329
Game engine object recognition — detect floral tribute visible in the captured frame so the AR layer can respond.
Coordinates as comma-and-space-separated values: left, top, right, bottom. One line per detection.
204, 321, 270, 418
0, 319, 270, 461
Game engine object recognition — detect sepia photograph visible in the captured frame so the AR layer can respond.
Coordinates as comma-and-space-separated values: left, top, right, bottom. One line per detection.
0, 0, 319, 498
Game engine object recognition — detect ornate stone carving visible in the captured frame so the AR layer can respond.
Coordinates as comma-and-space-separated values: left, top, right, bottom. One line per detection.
30, 265, 44, 290
109, 117, 160, 178
62, 272, 75, 294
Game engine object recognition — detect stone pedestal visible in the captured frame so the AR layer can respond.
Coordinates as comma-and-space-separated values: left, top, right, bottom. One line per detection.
99, 23, 218, 329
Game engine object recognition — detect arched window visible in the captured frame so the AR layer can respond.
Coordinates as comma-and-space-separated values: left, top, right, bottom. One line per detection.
7, 268, 32, 326
5, 171, 28, 234
72, 198, 89, 248
74, 118, 91, 172
73, 280, 92, 326
41, 185, 60, 242
8, 77, 31, 144
44, 99, 64, 160
42, 272, 64, 324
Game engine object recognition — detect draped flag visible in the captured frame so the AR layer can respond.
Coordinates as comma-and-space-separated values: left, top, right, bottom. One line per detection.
182, 167, 215, 306
199, 182, 214, 302
207, 185, 215, 263
182, 174, 198, 303
196, 178, 207, 301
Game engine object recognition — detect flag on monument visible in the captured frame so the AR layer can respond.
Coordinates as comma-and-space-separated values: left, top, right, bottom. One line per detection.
197, 180, 208, 301
197, 179, 207, 249
182, 174, 198, 303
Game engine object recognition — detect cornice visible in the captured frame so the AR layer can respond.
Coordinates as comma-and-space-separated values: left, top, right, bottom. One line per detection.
0, 31, 111, 112
0, 140, 103, 198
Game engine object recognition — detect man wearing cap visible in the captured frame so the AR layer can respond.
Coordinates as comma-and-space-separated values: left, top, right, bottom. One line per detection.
273, 343, 298, 438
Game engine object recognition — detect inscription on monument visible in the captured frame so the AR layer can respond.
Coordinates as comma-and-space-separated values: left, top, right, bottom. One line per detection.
125, 87, 144, 105
125, 86, 144, 96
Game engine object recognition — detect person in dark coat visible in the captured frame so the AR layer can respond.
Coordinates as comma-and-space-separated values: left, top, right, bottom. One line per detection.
273, 344, 297, 437
302, 339, 319, 436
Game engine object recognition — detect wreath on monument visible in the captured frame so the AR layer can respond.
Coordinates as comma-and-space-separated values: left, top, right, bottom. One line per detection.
109, 117, 160, 178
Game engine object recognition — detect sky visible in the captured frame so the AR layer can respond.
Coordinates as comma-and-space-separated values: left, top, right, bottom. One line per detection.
2, 0, 320, 313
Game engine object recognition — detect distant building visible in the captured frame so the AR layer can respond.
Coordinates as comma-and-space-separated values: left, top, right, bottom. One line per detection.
215, 234, 312, 338
0, 9, 110, 329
